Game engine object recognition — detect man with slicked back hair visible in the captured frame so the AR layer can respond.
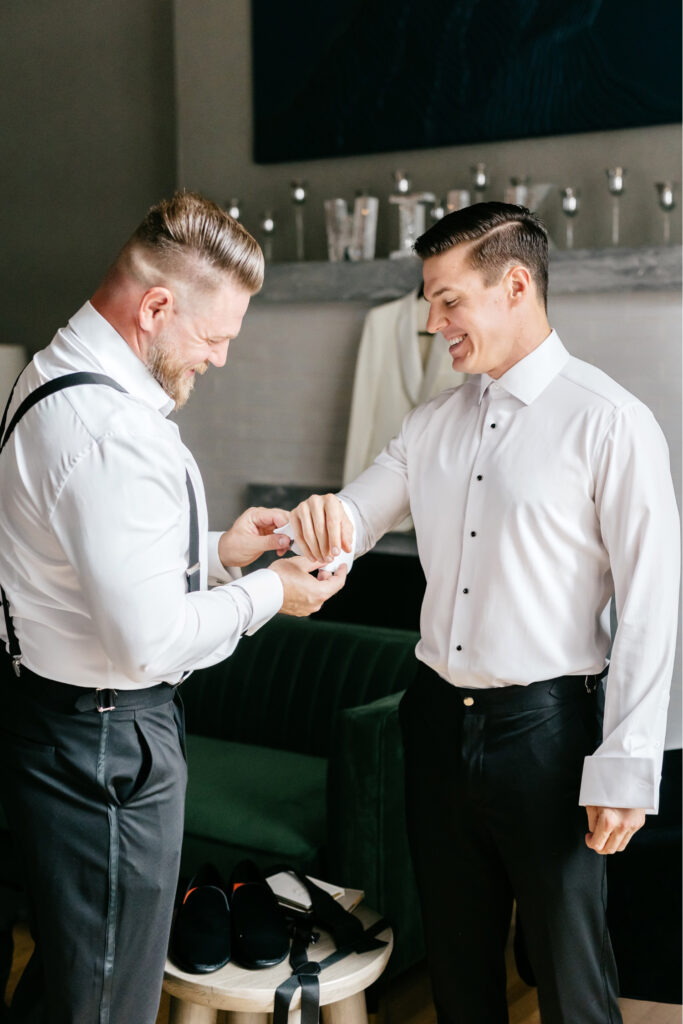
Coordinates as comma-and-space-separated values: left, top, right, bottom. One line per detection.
286, 204, 679, 1023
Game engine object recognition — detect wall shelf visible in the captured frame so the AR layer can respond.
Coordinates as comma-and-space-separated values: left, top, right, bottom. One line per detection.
256, 245, 682, 304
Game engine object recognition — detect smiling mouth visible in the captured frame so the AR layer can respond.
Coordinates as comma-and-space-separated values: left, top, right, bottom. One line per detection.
449, 333, 468, 353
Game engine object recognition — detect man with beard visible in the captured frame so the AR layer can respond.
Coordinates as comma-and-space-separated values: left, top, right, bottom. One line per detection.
0, 192, 346, 1023
285, 203, 679, 1023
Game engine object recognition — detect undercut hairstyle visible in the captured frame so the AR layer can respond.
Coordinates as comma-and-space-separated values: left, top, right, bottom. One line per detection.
116, 191, 264, 295
414, 202, 549, 307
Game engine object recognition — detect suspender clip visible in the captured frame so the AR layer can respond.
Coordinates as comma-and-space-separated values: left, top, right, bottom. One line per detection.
11, 655, 21, 677
584, 674, 598, 694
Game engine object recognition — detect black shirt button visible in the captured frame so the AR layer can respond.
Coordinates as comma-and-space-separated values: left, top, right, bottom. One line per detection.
463, 588, 469, 594
477, 475, 483, 481
470, 531, 477, 537
490, 423, 496, 429
456, 645, 462, 651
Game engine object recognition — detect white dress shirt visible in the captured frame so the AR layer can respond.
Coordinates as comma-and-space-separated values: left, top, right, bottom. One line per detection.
0, 303, 283, 690
339, 330, 680, 812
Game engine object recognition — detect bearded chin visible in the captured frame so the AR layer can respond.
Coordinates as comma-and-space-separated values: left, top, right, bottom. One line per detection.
146, 339, 205, 409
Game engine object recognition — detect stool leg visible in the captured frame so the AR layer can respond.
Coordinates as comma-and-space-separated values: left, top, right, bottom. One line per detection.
322, 992, 368, 1024
168, 995, 219, 1024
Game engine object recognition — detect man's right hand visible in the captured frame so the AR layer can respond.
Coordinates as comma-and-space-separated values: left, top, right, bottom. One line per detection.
269, 555, 347, 616
288, 494, 354, 564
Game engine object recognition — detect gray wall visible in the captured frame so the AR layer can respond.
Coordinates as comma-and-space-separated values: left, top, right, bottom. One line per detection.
0, 0, 177, 355
174, 0, 682, 260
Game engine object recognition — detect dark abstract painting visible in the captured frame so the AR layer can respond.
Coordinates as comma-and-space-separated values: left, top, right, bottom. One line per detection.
252, 0, 681, 163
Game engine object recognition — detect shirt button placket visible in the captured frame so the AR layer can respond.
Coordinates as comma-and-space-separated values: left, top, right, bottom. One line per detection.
451, 398, 494, 664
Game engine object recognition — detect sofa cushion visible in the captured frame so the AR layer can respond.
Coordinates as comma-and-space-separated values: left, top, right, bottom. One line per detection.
183, 734, 327, 867
180, 616, 421, 758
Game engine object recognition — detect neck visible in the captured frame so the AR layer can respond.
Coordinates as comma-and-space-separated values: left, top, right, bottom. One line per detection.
488, 314, 552, 379
90, 273, 146, 362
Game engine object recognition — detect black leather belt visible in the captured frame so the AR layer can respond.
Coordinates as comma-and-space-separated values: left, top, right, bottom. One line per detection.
1, 652, 177, 714
418, 661, 608, 711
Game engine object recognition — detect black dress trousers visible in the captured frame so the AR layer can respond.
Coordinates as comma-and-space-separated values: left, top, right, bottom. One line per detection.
399, 663, 622, 1024
0, 659, 187, 1024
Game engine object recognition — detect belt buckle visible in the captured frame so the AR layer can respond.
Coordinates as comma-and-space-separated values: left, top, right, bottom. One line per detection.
95, 688, 117, 712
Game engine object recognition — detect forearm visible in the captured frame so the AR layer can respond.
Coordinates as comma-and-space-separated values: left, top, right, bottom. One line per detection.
207, 531, 242, 583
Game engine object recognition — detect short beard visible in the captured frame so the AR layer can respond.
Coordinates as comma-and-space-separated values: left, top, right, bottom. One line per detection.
146, 332, 207, 410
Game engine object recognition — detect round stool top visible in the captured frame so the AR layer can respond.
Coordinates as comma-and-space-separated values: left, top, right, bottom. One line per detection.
163, 905, 393, 1013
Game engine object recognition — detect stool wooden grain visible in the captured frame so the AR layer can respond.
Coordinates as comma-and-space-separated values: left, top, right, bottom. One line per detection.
163, 906, 393, 1024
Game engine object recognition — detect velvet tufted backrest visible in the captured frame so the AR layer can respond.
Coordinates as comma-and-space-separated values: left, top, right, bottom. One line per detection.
179, 615, 421, 758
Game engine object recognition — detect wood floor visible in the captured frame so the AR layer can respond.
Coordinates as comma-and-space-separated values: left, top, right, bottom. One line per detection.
6, 923, 681, 1023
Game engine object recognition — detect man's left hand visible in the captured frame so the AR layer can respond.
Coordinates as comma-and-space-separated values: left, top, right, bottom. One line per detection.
218, 507, 291, 568
585, 806, 646, 854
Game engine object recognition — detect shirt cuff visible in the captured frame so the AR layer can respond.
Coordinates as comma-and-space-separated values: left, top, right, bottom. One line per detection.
230, 568, 283, 635
337, 498, 357, 569
579, 754, 660, 814
207, 531, 242, 584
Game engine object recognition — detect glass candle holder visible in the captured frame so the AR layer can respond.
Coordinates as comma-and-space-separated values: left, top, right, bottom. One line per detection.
389, 193, 435, 258
290, 180, 307, 261
393, 169, 411, 195
655, 182, 675, 245
560, 187, 580, 249
471, 163, 488, 204
446, 189, 471, 212
348, 194, 379, 261
606, 168, 626, 246
226, 198, 241, 221
430, 198, 446, 222
259, 210, 276, 263
324, 199, 351, 262
505, 177, 530, 207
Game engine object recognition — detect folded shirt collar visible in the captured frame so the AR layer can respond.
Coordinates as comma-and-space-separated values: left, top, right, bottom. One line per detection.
66, 302, 175, 417
478, 329, 569, 406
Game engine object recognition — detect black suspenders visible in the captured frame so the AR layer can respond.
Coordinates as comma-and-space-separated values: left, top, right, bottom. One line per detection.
0, 371, 200, 676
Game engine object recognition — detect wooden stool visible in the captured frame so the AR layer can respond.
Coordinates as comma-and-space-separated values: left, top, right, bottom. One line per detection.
163, 906, 393, 1024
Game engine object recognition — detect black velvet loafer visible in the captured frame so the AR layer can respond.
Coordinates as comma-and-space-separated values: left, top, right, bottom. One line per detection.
229, 859, 290, 969
169, 863, 231, 974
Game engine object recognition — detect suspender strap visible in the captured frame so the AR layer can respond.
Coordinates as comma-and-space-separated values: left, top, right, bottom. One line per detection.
0, 372, 126, 453
185, 471, 200, 593
0, 585, 21, 676
272, 869, 389, 1024
0, 366, 27, 451
0, 371, 201, 673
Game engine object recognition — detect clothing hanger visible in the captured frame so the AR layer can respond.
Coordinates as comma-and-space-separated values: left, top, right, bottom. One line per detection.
415, 282, 432, 335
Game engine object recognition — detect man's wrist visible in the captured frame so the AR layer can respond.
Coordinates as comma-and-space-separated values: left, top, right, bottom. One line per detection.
210, 530, 237, 580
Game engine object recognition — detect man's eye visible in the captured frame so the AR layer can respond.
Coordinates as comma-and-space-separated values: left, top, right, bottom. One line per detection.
444, 299, 457, 308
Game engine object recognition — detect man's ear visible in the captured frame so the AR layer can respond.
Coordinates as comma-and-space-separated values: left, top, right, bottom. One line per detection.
506, 265, 532, 303
138, 287, 174, 334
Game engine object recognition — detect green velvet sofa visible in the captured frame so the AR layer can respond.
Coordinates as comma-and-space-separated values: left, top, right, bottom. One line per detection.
178, 614, 424, 979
